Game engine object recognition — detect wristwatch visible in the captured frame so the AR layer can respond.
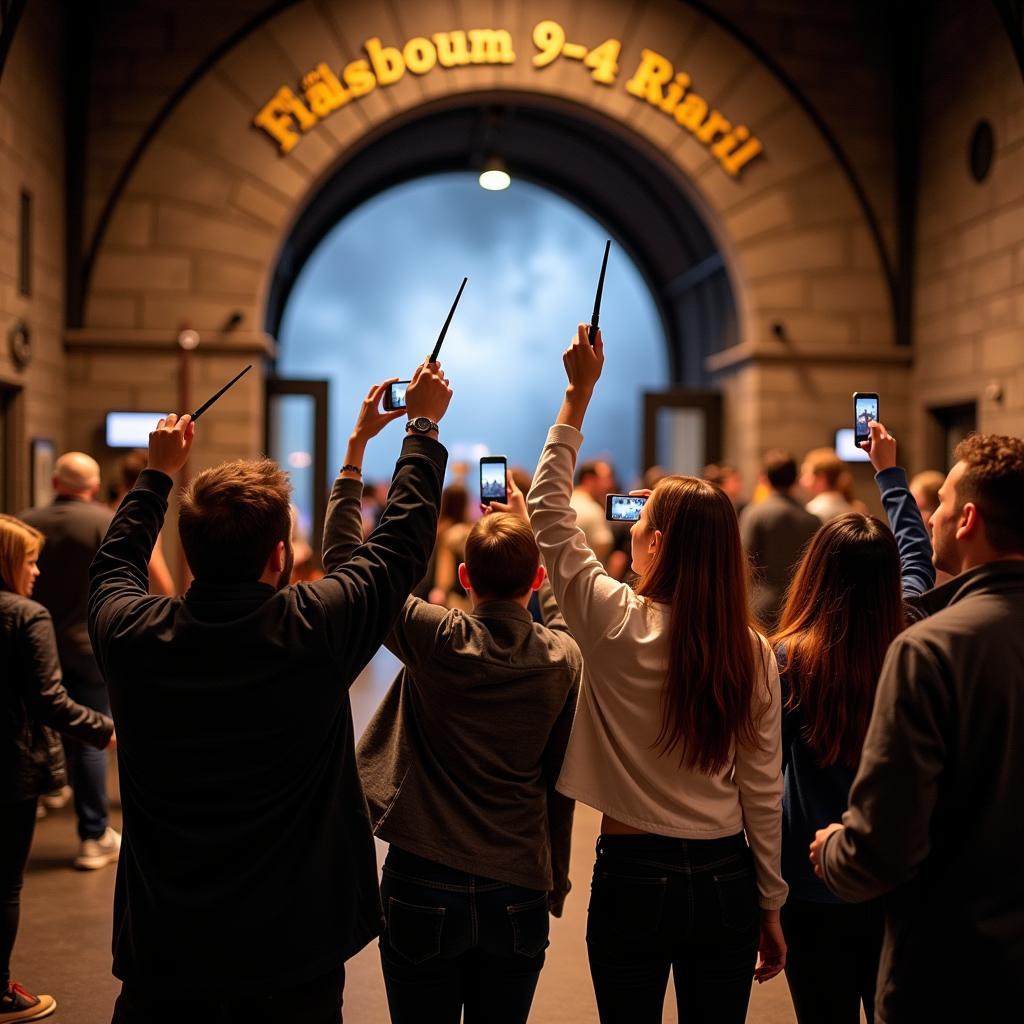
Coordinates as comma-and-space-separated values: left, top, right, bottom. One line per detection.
405, 416, 439, 436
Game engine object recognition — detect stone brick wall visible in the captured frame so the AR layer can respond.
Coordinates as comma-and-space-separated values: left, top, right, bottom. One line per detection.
0, 3, 67, 510
913, 0, 1024, 467
76, 0, 902, 497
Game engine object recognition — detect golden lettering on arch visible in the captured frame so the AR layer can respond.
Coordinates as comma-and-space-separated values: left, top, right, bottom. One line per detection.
252, 20, 764, 179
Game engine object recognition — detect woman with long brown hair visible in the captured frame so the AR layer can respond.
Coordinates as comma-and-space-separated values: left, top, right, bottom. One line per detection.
527, 325, 787, 1023
773, 422, 934, 1024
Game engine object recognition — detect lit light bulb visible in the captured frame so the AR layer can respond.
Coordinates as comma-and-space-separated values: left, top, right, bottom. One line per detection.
479, 156, 511, 191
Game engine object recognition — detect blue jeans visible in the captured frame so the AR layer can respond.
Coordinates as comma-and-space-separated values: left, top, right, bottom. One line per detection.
378, 847, 548, 1024
586, 832, 759, 1024
62, 673, 110, 840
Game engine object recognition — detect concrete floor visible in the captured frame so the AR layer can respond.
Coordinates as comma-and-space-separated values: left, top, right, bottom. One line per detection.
14, 650, 804, 1023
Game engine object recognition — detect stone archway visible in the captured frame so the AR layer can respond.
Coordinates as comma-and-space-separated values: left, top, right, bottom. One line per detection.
69, 0, 906, 479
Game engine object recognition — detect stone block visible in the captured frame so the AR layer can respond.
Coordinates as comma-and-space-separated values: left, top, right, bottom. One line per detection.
193, 256, 265, 297
84, 293, 139, 328
743, 226, 848, 278
156, 203, 275, 262
979, 328, 1024, 372
105, 198, 154, 248
91, 251, 192, 292
969, 252, 1014, 298
991, 202, 1024, 250
131, 138, 239, 210
810, 272, 890, 313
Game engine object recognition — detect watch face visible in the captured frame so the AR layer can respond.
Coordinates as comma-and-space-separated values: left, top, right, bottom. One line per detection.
408, 416, 432, 432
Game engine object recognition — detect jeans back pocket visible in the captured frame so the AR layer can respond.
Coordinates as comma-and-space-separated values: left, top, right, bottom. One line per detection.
712, 867, 759, 933
587, 869, 669, 949
506, 893, 550, 958
386, 896, 445, 964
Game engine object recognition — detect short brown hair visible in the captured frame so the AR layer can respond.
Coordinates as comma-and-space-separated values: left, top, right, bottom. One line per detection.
0, 514, 43, 592
179, 458, 292, 582
953, 434, 1024, 554
464, 513, 539, 599
803, 448, 844, 488
762, 450, 798, 490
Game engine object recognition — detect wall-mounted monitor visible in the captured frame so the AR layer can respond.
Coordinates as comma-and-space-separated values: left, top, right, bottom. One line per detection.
105, 411, 165, 449
835, 427, 871, 463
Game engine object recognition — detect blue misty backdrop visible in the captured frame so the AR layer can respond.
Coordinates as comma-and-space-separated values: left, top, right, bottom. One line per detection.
276, 172, 667, 529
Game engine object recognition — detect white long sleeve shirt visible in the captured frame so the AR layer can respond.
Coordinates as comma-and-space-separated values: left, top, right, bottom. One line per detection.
527, 424, 787, 909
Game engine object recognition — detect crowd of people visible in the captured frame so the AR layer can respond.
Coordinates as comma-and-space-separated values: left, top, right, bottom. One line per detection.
1, 326, 1022, 1024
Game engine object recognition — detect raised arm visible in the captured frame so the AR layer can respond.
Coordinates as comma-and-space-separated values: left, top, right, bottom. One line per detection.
526, 324, 636, 646
302, 360, 452, 679
863, 421, 936, 600
88, 413, 192, 666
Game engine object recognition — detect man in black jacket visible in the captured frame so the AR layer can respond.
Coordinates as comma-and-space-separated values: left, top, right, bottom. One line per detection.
20, 452, 118, 869
88, 364, 451, 1024
810, 433, 1024, 1023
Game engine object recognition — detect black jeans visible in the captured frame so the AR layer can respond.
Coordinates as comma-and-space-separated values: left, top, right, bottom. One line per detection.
586, 832, 759, 1024
0, 799, 38, 989
781, 897, 884, 1024
378, 846, 549, 1024
111, 966, 344, 1024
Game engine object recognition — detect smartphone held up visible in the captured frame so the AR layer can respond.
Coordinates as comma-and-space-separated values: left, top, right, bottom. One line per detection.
606, 494, 648, 522
853, 392, 879, 447
383, 381, 410, 411
480, 456, 508, 505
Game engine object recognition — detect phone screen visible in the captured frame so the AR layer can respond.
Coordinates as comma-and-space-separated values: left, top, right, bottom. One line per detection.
480, 458, 507, 503
854, 393, 878, 444
607, 494, 648, 522
388, 382, 409, 410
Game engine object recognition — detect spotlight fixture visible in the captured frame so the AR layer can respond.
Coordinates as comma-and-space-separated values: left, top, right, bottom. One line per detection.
479, 155, 511, 191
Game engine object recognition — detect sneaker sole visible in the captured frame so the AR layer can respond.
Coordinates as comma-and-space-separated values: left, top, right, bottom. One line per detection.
72, 854, 118, 871
0, 995, 57, 1021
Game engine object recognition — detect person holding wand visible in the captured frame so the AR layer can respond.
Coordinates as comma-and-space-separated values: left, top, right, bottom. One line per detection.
526, 324, 786, 1023
89, 358, 452, 1024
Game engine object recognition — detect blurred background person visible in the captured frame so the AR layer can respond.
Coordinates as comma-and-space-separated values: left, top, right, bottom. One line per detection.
800, 448, 855, 523
1, 514, 114, 1022
773, 422, 934, 1024
19, 453, 120, 871
569, 460, 615, 565
740, 450, 821, 632
703, 462, 747, 516
429, 483, 472, 610
112, 451, 175, 596
909, 470, 944, 527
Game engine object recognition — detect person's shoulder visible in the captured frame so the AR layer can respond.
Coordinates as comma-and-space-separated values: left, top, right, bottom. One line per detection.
0, 591, 50, 625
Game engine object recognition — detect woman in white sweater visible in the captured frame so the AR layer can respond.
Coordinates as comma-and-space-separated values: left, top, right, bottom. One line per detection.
527, 325, 787, 1023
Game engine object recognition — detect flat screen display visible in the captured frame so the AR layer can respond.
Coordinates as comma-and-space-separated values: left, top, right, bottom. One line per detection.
106, 412, 164, 449
835, 428, 871, 463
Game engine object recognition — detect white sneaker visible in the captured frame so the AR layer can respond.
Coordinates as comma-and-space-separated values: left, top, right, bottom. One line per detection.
41, 785, 71, 810
73, 827, 121, 870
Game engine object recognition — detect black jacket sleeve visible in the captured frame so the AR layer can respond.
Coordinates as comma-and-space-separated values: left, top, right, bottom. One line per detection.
88, 469, 172, 677
301, 434, 447, 679
21, 608, 113, 749
820, 634, 949, 901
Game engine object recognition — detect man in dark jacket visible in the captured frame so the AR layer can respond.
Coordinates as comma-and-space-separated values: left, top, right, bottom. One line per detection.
21, 452, 118, 869
739, 449, 820, 630
88, 365, 451, 1024
810, 433, 1024, 1023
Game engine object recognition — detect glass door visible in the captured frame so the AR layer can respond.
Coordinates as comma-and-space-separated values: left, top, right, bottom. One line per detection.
642, 390, 722, 477
265, 379, 329, 568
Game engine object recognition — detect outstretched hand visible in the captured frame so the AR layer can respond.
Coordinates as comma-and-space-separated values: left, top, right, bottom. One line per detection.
405, 359, 452, 424
860, 420, 897, 472
563, 322, 605, 393
351, 379, 405, 443
148, 413, 194, 477
483, 471, 528, 521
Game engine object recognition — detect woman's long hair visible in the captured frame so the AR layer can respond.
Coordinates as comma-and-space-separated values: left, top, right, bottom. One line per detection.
772, 513, 905, 769
0, 513, 43, 593
636, 477, 760, 776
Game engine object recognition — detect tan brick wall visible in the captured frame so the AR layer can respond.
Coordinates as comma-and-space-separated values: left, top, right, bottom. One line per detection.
78, 0, 901, 490
913, 0, 1024, 467
0, 3, 67, 510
